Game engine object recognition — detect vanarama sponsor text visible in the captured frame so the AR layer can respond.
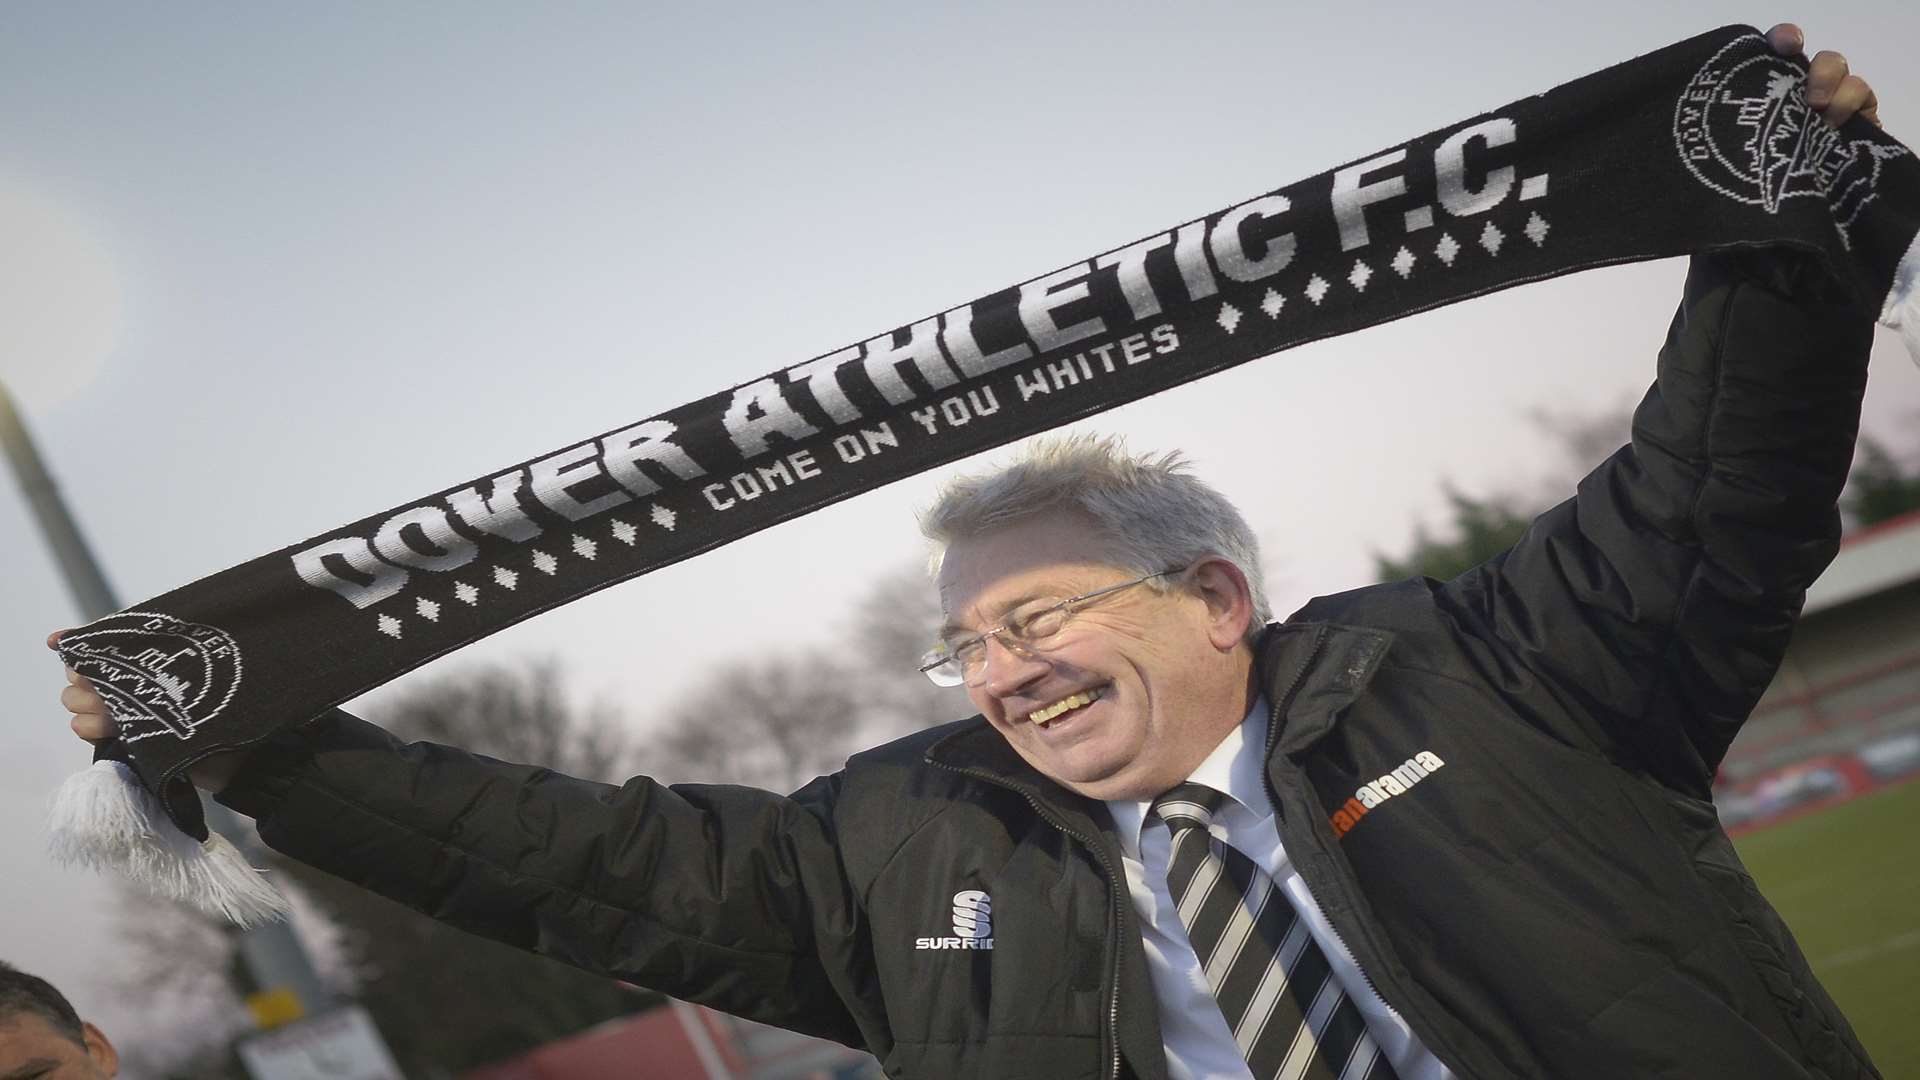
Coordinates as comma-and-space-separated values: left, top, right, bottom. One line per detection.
1330, 750, 1446, 838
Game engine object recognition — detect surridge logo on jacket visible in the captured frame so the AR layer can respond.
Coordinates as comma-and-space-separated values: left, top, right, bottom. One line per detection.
1330, 750, 1446, 839
915, 889, 993, 950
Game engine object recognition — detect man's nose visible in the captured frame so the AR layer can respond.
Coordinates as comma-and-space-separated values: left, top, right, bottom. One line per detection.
979, 633, 1049, 696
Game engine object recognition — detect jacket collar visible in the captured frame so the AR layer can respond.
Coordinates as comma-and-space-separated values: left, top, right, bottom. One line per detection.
923, 621, 1396, 814
1256, 621, 1395, 756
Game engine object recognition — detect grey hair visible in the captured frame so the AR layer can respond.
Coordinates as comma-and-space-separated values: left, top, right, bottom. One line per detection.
920, 433, 1273, 633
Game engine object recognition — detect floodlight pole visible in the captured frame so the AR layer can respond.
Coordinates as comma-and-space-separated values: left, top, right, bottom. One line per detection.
0, 378, 334, 1027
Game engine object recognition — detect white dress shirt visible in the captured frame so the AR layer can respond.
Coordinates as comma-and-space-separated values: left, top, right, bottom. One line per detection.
1105, 702, 1453, 1080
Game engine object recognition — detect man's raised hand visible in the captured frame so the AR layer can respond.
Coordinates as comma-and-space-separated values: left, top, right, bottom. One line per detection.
47, 629, 243, 793
1768, 22, 1882, 130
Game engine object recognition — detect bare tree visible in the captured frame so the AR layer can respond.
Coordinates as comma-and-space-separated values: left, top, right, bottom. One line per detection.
102, 870, 355, 1080
847, 561, 971, 739
101, 893, 248, 1080
653, 651, 866, 790
378, 657, 639, 783
654, 562, 970, 791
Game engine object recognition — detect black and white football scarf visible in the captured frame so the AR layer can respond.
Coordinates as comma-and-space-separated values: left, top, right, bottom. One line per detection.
50, 26, 1920, 923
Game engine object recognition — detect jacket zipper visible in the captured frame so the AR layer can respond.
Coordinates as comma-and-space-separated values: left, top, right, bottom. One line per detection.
1300, 870, 1388, 1004
1263, 630, 1472, 1075
1260, 632, 1393, 1002
927, 759, 1128, 1080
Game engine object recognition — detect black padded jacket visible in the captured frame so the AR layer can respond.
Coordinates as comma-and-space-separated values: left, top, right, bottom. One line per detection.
220, 253, 1882, 1079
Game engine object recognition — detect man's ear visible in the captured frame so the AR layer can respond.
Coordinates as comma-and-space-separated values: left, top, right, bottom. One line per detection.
81, 1021, 118, 1077
1188, 557, 1256, 650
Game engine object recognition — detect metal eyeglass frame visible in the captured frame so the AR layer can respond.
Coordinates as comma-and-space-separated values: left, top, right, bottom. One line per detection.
917, 565, 1190, 687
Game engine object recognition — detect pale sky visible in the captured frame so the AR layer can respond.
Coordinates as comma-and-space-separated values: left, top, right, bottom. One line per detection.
4, 2, 1917, 1067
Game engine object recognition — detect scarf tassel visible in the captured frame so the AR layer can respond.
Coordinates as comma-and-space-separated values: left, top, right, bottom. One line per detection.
46, 759, 291, 928
1884, 233, 1920, 369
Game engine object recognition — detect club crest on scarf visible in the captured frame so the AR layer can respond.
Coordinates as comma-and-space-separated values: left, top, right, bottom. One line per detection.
60, 612, 243, 744
1676, 35, 1913, 246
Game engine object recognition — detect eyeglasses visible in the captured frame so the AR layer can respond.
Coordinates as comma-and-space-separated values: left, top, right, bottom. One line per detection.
918, 566, 1188, 687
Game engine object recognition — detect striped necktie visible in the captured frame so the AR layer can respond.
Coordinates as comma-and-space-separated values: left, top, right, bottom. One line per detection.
1151, 783, 1398, 1080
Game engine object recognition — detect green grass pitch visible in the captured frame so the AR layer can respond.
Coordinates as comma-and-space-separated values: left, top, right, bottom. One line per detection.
1735, 779, 1920, 1074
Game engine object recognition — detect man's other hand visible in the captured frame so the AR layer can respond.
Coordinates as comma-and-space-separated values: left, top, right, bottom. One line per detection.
1768, 23, 1882, 130
47, 629, 243, 793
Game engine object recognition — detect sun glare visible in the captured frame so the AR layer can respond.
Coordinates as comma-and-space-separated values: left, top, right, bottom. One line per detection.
0, 183, 124, 409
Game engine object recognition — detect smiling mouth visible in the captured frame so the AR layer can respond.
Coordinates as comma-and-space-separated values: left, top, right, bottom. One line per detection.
1025, 687, 1104, 728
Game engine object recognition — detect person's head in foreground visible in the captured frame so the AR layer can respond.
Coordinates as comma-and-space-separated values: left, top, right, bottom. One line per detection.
0, 961, 118, 1079
922, 434, 1274, 802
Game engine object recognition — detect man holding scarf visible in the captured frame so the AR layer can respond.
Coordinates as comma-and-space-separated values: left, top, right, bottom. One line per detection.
55, 23, 1894, 1080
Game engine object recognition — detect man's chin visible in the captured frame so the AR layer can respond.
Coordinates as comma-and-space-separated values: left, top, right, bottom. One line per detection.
1039, 753, 1158, 802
